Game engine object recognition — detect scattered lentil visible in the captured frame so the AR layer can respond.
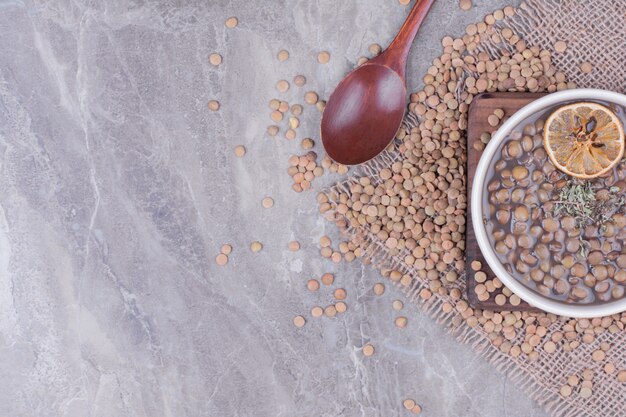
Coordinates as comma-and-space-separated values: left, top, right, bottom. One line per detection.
293, 315, 306, 328
220, 244, 232, 255
321, 273, 334, 286
395, 316, 408, 328
209, 53, 222, 66
311, 306, 323, 317
305, 91, 319, 104
419, 289, 432, 300
495, 294, 506, 306
271, 110, 283, 122
234, 145, 246, 157
334, 288, 347, 300
362, 344, 375, 356
261, 197, 274, 208
301, 138, 315, 150
224, 16, 238, 28
487, 114, 500, 127
276, 80, 290, 93
403, 399, 416, 410
269, 99, 280, 110
373, 283, 385, 295
215, 253, 228, 266
567, 375, 579, 386
393, 300, 404, 311
544, 341, 556, 353
250, 241, 263, 253
592, 350, 606, 362
317, 51, 331, 64
324, 305, 337, 317
277, 49, 289, 62
604, 362, 616, 375
509, 294, 521, 306
554, 40, 567, 53
307, 279, 320, 292
580, 62, 593, 74
288, 241, 300, 251
207, 100, 220, 111
335, 301, 348, 313
285, 129, 296, 140
582, 369, 594, 381
291, 104, 303, 115
267, 125, 279, 136
369, 43, 382, 55
459, 0, 472, 11
287, 117, 298, 129
580, 387, 592, 399
294, 75, 307, 86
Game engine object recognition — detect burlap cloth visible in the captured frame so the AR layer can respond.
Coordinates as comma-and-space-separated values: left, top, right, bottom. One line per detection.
323, 1, 626, 416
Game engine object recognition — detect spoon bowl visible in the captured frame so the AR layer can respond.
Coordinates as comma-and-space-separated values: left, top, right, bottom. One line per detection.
321, 63, 406, 165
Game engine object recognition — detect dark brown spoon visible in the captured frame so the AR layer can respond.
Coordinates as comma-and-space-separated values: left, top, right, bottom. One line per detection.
321, 0, 435, 165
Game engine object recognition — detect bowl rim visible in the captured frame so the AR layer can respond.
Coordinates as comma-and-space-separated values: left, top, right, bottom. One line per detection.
472, 88, 626, 318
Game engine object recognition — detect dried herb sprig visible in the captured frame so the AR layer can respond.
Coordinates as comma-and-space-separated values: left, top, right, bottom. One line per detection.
553, 180, 626, 256
553, 181, 595, 226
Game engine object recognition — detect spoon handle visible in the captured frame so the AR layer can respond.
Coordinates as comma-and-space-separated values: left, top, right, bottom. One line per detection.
382, 0, 436, 78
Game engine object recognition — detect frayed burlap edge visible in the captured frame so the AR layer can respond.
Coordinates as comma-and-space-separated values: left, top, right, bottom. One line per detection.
322, 1, 626, 416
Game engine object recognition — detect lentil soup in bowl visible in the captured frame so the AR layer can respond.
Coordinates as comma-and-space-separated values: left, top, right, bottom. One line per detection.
472, 89, 626, 318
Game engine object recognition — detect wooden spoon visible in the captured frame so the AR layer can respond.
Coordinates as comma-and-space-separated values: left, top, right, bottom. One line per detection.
321, 0, 435, 165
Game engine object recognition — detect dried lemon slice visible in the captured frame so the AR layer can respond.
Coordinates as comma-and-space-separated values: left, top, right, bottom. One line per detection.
543, 102, 625, 179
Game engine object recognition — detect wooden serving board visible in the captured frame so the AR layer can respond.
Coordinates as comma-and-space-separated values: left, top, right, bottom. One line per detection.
466, 92, 547, 311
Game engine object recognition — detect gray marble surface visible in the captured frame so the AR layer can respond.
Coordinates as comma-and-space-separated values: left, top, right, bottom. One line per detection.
0, 0, 551, 416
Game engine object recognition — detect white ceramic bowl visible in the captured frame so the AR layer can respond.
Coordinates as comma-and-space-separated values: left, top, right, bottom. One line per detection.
472, 89, 626, 318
